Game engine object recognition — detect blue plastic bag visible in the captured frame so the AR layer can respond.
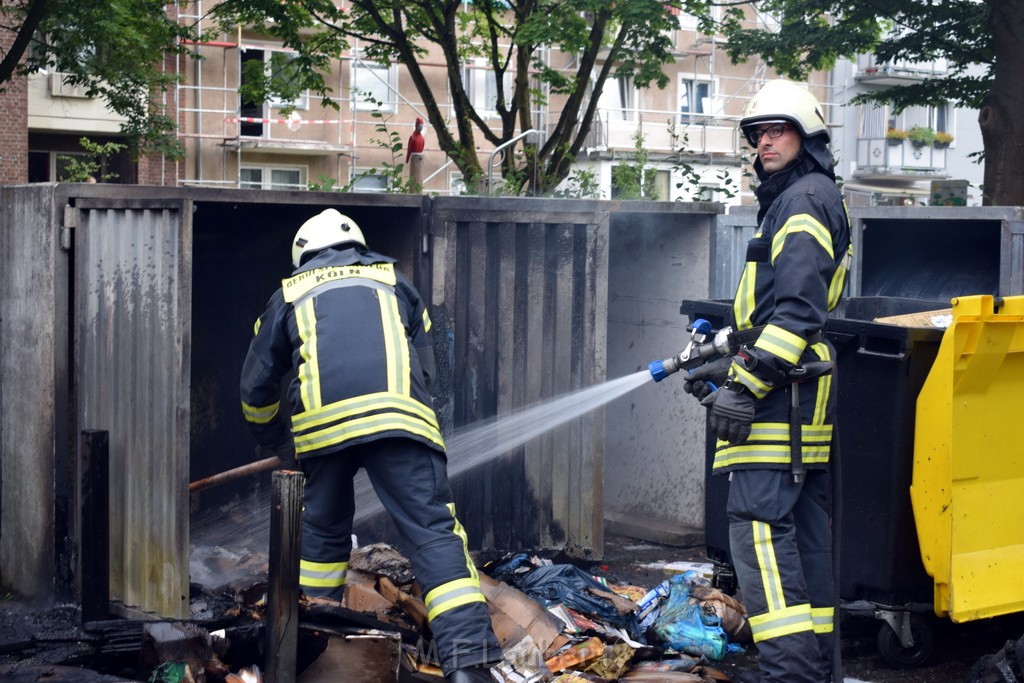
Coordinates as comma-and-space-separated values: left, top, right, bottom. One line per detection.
649, 571, 729, 660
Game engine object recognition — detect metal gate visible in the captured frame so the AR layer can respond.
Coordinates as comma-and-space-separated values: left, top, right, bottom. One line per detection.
74, 197, 193, 618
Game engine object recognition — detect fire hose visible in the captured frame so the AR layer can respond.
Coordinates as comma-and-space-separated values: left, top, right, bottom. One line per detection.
188, 455, 284, 494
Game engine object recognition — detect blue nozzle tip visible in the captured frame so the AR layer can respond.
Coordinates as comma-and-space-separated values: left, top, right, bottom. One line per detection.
649, 360, 668, 382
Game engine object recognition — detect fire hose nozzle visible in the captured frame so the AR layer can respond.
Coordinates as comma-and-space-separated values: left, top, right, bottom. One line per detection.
649, 355, 684, 382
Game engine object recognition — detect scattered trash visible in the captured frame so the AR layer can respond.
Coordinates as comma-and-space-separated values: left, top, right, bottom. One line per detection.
646, 571, 744, 660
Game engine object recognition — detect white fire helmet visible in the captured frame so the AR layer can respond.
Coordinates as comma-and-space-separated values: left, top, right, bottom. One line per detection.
291, 209, 366, 268
741, 80, 829, 145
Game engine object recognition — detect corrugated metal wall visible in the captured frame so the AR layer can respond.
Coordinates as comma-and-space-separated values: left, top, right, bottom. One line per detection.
429, 198, 610, 553
74, 198, 193, 618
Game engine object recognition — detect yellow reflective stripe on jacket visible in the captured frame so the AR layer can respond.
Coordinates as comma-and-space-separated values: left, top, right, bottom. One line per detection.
281, 263, 397, 303
379, 291, 409, 395
749, 603, 814, 642
299, 559, 348, 588
253, 317, 262, 335
242, 400, 279, 425
810, 342, 832, 424
828, 245, 853, 311
754, 324, 807, 365
734, 260, 757, 331
293, 412, 445, 453
422, 308, 432, 332
712, 442, 831, 470
295, 299, 321, 411
812, 606, 835, 634
424, 577, 486, 621
771, 214, 834, 265
447, 503, 479, 581
292, 391, 440, 433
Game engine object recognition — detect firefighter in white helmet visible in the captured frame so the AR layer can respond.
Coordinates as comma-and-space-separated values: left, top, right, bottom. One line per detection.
685, 80, 852, 682
240, 208, 501, 682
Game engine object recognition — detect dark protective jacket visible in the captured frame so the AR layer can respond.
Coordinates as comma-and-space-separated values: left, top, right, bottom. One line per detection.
714, 136, 853, 473
240, 245, 444, 459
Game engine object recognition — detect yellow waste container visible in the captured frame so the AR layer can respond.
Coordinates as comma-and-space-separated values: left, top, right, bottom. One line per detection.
912, 294, 1024, 623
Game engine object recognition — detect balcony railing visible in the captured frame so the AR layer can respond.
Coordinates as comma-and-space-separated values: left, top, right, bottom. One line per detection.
575, 109, 743, 157
855, 136, 947, 176
856, 54, 948, 83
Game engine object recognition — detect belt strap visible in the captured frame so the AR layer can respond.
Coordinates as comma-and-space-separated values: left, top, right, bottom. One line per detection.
729, 325, 823, 350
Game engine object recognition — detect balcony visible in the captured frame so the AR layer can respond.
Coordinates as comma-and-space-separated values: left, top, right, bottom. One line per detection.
855, 54, 948, 86
578, 109, 742, 158
855, 136, 947, 179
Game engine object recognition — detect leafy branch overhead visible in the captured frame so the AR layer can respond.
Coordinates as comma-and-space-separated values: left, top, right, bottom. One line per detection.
0, 0, 196, 158
212, 0, 683, 194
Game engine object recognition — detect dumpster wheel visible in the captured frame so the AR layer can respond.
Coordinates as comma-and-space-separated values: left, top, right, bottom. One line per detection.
876, 613, 936, 668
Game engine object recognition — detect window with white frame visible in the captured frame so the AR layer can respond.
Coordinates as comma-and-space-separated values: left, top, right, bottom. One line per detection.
240, 164, 307, 191
353, 61, 397, 112
679, 77, 712, 124
351, 171, 388, 193
449, 172, 467, 196
241, 48, 309, 110
464, 58, 511, 117
596, 75, 636, 122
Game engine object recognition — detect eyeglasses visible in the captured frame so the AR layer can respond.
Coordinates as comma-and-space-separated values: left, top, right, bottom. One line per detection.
744, 122, 792, 147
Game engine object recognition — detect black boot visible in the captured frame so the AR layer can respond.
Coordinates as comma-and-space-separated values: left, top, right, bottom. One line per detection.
446, 665, 494, 682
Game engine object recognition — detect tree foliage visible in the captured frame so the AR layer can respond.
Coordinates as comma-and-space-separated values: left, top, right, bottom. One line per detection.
0, 0, 195, 157
212, 0, 682, 193
702, 0, 1024, 205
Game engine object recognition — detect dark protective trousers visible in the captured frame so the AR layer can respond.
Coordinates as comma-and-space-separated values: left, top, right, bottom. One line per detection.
299, 437, 501, 674
728, 468, 835, 682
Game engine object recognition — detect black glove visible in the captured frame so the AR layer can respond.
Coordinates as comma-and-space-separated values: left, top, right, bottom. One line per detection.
684, 357, 732, 401
272, 441, 298, 469
708, 382, 756, 444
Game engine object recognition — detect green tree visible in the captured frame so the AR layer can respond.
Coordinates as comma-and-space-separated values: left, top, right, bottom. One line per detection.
212, 0, 681, 194
0, 0, 195, 157
703, 0, 1016, 205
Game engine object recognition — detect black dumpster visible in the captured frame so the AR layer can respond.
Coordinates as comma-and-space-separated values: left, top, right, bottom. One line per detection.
679, 297, 947, 607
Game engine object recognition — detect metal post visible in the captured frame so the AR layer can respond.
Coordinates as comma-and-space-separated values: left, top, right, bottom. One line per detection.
80, 429, 109, 624
266, 469, 304, 683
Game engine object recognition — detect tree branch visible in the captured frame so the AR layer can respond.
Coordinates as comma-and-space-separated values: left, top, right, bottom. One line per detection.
0, 0, 50, 85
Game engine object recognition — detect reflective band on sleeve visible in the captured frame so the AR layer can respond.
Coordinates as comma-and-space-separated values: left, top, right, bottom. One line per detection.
754, 324, 807, 365
812, 606, 835, 634
734, 261, 757, 331
731, 364, 773, 399
253, 317, 262, 335
299, 559, 348, 588
422, 308, 432, 333
749, 603, 814, 642
242, 400, 279, 425
771, 214, 834, 265
424, 577, 486, 621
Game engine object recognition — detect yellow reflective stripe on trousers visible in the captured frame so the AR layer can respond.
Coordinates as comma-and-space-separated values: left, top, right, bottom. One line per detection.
424, 577, 485, 621
812, 606, 835, 634
754, 324, 807, 365
749, 603, 815, 642
771, 214, 834, 265
378, 291, 410, 395
753, 521, 786, 613
299, 559, 348, 588
293, 412, 445, 453
295, 299, 321, 411
292, 391, 440, 432
447, 503, 479, 581
242, 400, 279, 424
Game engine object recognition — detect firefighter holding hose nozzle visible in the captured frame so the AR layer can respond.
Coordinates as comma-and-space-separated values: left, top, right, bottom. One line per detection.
685, 80, 852, 683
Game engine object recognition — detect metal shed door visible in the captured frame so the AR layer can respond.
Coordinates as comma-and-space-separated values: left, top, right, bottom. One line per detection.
74, 198, 193, 619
